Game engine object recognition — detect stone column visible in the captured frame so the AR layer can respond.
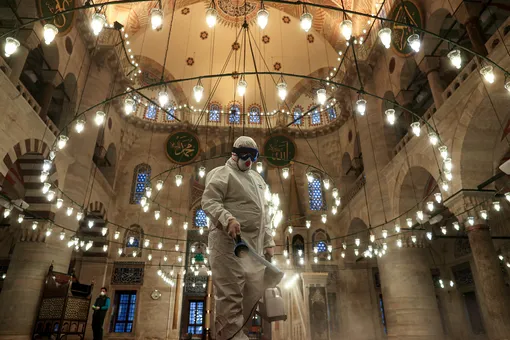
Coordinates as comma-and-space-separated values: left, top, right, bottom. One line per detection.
0, 223, 72, 340
37, 81, 56, 121
466, 223, 510, 339
419, 57, 444, 109
378, 236, 444, 340
455, 2, 488, 56
8, 45, 29, 83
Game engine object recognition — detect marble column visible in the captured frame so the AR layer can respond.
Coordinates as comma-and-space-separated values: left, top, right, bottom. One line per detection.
419, 57, 444, 109
464, 17, 488, 57
378, 237, 444, 340
37, 81, 56, 121
0, 224, 72, 340
466, 224, 510, 339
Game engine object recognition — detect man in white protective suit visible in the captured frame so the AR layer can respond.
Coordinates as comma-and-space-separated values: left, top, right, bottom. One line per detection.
202, 136, 275, 340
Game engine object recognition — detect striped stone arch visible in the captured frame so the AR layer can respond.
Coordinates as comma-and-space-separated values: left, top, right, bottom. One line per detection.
0, 139, 51, 180
199, 135, 231, 161
87, 201, 108, 218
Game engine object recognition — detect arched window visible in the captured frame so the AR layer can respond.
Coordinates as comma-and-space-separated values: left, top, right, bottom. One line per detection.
194, 208, 208, 227
312, 229, 331, 261
293, 107, 303, 125
327, 107, 337, 121
308, 175, 324, 210
228, 104, 241, 124
209, 103, 221, 122
249, 105, 261, 124
166, 102, 176, 121
292, 235, 305, 266
145, 104, 157, 120
130, 163, 151, 204
311, 109, 321, 125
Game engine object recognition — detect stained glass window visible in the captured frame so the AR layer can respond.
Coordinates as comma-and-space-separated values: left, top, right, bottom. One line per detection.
317, 241, 327, 253
195, 208, 207, 227
187, 301, 204, 335
209, 104, 220, 122
311, 110, 321, 125
113, 291, 137, 333
145, 105, 157, 120
379, 294, 387, 334
249, 106, 261, 124
308, 177, 323, 210
166, 106, 176, 121
293, 108, 302, 125
228, 105, 240, 124
130, 164, 151, 204
328, 107, 337, 120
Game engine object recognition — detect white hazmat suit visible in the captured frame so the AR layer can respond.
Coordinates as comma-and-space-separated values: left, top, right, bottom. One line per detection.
202, 136, 275, 340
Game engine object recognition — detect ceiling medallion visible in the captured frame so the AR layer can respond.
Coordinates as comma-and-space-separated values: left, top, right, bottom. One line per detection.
186, 57, 194, 66
232, 42, 240, 50
282, 16, 291, 24
213, 0, 260, 27
273, 62, 282, 71
262, 35, 270, 44
181, 7, 190, 15
200, 31, 208, 40
307, 34, 314, 43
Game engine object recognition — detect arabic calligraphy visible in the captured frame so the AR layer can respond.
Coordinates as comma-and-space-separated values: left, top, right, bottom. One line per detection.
166, 132, 200, 164
38, 0, 75, 34
390, 0, 422, 56
263, 135, 296, 167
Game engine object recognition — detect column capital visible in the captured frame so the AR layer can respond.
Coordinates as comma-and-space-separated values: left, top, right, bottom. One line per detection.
443, 190, 495, 221
395, 90, 414, 107
465, 224, 490, 233
418, 56, 441, 75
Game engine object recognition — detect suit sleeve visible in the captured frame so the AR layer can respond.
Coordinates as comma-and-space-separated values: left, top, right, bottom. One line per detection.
201, 168, 234, 228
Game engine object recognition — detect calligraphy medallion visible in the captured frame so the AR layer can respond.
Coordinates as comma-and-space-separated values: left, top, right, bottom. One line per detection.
36, 0, 76, 35
263, 135, 296, 167
165, 131, 201, 165
389, 0, 423, 57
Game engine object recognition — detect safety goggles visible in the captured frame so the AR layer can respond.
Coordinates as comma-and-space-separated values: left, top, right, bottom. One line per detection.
232, 147, 259, 162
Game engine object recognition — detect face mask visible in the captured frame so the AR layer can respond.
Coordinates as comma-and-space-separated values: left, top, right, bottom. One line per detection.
100, 292, 106, 296
237, 158, 252, 171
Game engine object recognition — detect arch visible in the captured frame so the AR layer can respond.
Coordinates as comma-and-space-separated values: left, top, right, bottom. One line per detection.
227, 101, 242, 125
123, 224, 144, 257
423, 8, 453, 55
341, 152, 352, 176
87, 201, 108, 218
98, 143, 117, 187
286, 67, 335, 109
208, 102, 221, 122
308, 172, 325, 211
292, 105, 304, 125
395, 165, 439, 217
49, 72, 78, 130
194, 207, 208, 228
130, 163, 151, 204
292, 234, 305, 265
0, 139, 51, 179
248, 104, 262, 124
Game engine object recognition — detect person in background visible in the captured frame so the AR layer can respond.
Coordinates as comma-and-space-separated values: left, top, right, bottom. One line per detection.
91, 287, 110, 340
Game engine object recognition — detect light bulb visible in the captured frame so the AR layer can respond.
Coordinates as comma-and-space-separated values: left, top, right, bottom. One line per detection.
42, 182, 51, 194
341, 251, 345, 258
74, 119, 85, 133
447, 49, 462, 69
450, 280, 455, 287
444, 170, 453, 181
282, 168, 289, 179
43, 24, 58, 45
382, 229, 388, 238
316, 89, 327, 105
3, 208, 11, 218
102, 244, 108, 252
17, 214, 24, 223
355, 238, 360, 247
335, 198, 341, 206
407, 34, 420, 52
323, 178, 331, 190
87, 220, 94, 228
383, 243, 387, 250
395, 224, 401, 233
340, 20, 352, 40
129, 236, 135, 245
91, 13, 106, 36
4, 37, 20, 57
385, 109, 396, 125
356, 99, 367, 115
57, 135, 68, 149
198, 166, 206, 178
46, 193, 58, 205
298, 249, 303, 257
276, 81, 287, 101
480, 65, 495, 84
306, 220, 311, 229
427, 201, 434, 211
416, 210, 424, 221
411, 122, 421, 136
60, 231, 65, 240
453, 222, 460, 231
288, 226, 293, 234
406, 217, 413, 228
143, 203, 149, 212
300, 12, 313, 32
505, 79, 510, 92
321, 214, 327, 223
257, 8, 269, 29
411, 235, 417, 243
370, 234, 375, 243
286, 258, 290, 265
378, 27, 391, 49
145, 187, 152, 198
175, 243, 180, 251
66, 206, 74, 216
236, 78, 248, 96
480, 210, 488, 220
441, 226, 447, 235
32, 221, 38, 230
199, 227, 204, 235
426, 232, 432, 240
183, 222, 188, 230
150, 8, 163, 31
45, 228, 53, 237
306, 172, 314, 183
154, 210, 160, 220
434, 192, 442, 203
113, 231, 120, 240
193, 84, 204, 103
354, 248, 359, 256
493, 201, 501, 211
94, 110, 106, 126
76, 211, 83, 221
332, 206, 337, 215
175, 174, 183, 187
256, 162, 263, 173
166, 217, 173, 226
148, 253, 152, 261
43, 159, 52, 172
191, 245, 196, 253
332, 188, 339, 198
428, 132, 439, 145
443, 158, 453, 171
314, 256, 318, 264
467, 216, 475, 226
441, 181, 449, 191
124, 98, 135, 115
438, 145, 448, 159
156, 179, 164, 191
158, 91, 169, 107
144, 239, 150, 248
205, 7, 217, 27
